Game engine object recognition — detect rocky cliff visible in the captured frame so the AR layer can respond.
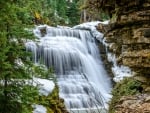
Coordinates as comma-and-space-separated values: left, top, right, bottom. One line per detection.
97, 0, 150, 113
98, 0, 150, 75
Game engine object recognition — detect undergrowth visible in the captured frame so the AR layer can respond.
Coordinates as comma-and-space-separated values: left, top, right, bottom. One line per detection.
35, 85, 68, 113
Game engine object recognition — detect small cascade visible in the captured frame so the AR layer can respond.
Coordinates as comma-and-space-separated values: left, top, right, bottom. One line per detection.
26, 25, 112, 111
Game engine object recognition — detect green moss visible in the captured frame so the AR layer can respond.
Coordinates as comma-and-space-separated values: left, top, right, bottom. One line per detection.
109, 77, 142, 113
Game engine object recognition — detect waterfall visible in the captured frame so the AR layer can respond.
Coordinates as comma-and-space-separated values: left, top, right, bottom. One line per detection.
26, 24, 112, 111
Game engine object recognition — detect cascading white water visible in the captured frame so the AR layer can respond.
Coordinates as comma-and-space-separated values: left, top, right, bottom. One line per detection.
26, 25, 112, 111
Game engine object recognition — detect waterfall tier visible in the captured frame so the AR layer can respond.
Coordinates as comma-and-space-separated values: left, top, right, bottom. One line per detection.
26, 25, 112, 110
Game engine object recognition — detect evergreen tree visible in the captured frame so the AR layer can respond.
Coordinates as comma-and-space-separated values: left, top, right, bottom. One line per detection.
0, 1, 36, 113
66, 0, 80, 26
78, 0, 109, 21
56, 0, 67, 18
0, 0, 81, 113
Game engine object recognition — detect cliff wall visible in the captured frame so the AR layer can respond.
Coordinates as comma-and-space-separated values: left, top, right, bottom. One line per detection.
97, 0, 150, 112
98, 0, 150, 75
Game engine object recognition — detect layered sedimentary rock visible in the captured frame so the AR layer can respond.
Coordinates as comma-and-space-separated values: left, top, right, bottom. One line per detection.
98, 0, 150, 76
97, 0, 150, 112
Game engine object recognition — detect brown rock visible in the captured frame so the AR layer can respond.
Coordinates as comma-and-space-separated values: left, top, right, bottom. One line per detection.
115, 94, 150, 113
100, 0, 150, 75
97, 1, 150, 113
144, 29, 150, 37
134, 76, 148, 83
145, 87, 150, 92
39, 26, 46, 37
145, 96, 150, 102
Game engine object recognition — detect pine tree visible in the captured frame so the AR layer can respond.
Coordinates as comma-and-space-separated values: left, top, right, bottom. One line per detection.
66, 0, 80, 26
0, 0, 81, 113
0, 1, 35, 113
56, 0, 67, 18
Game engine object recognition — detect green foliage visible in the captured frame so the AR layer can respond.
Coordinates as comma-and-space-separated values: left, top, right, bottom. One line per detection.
46, 0, 80, 26
23, 0, 81, 26
56, 0, 67, 18
0, 82, 39, 113
28, 64, 54, 79
0, 0, 76, 113
0, 1, 37, 113
35, 86, 67, 113
100, 11, 110, 20
109, 77, 142, 113
77, 0, 110, 21
66, 1, 80, 26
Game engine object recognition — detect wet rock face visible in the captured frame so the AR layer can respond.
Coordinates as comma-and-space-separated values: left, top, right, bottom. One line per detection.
98, 0, 150, 75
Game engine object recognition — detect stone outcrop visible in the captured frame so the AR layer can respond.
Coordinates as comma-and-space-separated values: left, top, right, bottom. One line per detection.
115, 94, 150, 113
98, 0, 150, 76
97, 0, 150, 113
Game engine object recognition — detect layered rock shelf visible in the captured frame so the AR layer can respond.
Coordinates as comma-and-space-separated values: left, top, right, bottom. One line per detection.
97, 1, 150, 112
98, 0, 150, 76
